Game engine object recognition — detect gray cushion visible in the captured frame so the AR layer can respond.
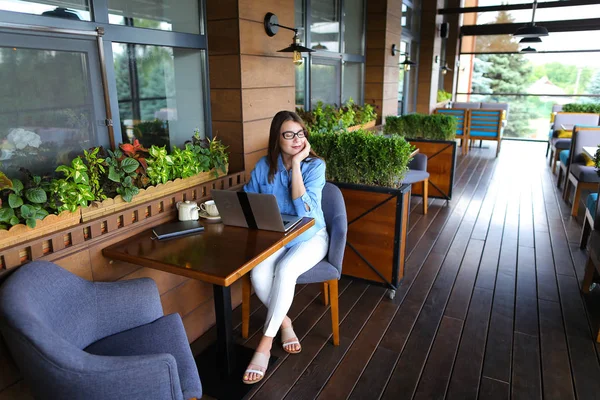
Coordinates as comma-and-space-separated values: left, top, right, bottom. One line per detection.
402, 170, 430, 184
551, 137, 571, 149
298, 183, 347, 284
297, 260, 340, 284
408, 153, 427, 171
86, 313, 201, 400
569, 164, 600, 183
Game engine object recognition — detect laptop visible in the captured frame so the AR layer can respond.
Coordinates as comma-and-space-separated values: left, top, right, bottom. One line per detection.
211, 190, 303, 232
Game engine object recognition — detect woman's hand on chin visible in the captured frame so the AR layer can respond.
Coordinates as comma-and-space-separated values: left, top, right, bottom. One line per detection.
292, 141, 311, 166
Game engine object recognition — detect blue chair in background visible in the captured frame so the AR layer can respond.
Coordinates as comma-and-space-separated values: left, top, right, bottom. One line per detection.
435, 108, 469, 155
580, 185, 599, 249
0, 261, 202, 400
468, 109, 504, 157
241, 182, 347, 346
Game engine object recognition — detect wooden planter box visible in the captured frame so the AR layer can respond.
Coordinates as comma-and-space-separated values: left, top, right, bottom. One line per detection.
406, 139, 457, 200
347, 120, 376, 132
81, 166, 228, 222
0, 209, 81, 250
333, 182, 411, 299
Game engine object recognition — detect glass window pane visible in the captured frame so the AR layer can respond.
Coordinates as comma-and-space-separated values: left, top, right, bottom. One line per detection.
0, 46, 100, 178
0, 0, 90, 21
342, 62, 363, 104
462, 4, 600, 26
310, 0, 340, 53
344, 0, 364, 55
112, 43, 207, 149
311, 59, 340, 107
108, 0, 201, 35
402, 4, 412, 29
295, 61, 305, 108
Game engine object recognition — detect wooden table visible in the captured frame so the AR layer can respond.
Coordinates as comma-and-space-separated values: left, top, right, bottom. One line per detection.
103, 217, 314, 399
583, 146, 597, 160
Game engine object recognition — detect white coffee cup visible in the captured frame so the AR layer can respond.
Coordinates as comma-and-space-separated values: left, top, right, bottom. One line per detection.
201, 200, 219, 217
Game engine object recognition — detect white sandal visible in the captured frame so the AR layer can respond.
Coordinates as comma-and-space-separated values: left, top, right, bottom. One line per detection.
243, 351, 269, 385
281, 326, 302, 354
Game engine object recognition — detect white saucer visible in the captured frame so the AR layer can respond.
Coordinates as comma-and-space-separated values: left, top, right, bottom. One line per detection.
199, 210, 222, 222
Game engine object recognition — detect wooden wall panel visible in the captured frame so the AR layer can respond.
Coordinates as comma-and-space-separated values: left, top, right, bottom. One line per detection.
206, 0, 238, 20
245, 149, 269, 178
365, 83, 384, 101
243, 118, 271, 154
206, 20, 240, 55
54, 250, 93, 281
239, 19, 291, 57
209, 55, 241, 89
241, 55, 294, 89
210, 89, 243, 122
242, 87, 294, 122
239, 0, 293, 25
161, 279, 214, 317
228, 152, 245, 173
212, 121, 244, 154
121, 267, 189, 295
416, 0, 444, 114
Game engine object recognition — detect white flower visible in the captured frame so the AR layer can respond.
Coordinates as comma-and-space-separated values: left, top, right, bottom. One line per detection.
7, 128, 42, 149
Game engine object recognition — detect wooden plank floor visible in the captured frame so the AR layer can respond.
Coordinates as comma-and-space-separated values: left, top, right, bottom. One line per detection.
197, 140, 600, 400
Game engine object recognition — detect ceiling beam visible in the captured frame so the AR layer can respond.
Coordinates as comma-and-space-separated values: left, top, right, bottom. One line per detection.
440, 0, 598, 15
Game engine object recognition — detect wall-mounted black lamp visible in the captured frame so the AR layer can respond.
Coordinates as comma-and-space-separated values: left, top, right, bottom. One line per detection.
392, 45, 416, 71
435, 55, 453, 75
264, 12, 314, 65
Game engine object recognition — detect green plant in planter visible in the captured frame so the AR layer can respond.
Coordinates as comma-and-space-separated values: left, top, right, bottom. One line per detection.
146, 145, 174, 185
310, 129, 414, 187
437, 90, 452, 103
119, 139, 150, 187
82, 147, 106, 201
384, 114, 457, 141
0, 177, 49, 228
353, 102, 377, 124
50, 157, 95, 213
189, 129, 228, 176
171, 145, 201, 179
104, 149, 141, 202
562, 103, 600, 114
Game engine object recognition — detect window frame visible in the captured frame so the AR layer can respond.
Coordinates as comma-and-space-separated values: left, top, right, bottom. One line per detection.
0, 0, 212, 149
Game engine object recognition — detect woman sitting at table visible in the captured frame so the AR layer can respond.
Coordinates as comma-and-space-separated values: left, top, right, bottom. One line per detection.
242, 110, 328, 384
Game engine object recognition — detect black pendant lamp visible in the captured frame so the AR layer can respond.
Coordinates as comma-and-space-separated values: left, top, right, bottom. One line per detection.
514, 0, 549, 38
264, 12, 314, 65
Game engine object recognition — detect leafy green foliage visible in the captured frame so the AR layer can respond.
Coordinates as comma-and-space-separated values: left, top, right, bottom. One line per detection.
562, 103, 600, 114
146, 145, 174, 185
297, 99, 378, 134
437, 90, 452, 103
104, 149, 141, 202
82, 147, 106, 201
188, 129, 228, 177
50, 157, 94, 213
384, 114, 458, 141
0, 176, 50, 228
119, 139, 150, 187
594, 145, 600, 177
310, 130, 414, 188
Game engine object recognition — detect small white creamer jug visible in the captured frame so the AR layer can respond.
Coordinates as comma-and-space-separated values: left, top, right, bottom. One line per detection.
176, 200, 200, 221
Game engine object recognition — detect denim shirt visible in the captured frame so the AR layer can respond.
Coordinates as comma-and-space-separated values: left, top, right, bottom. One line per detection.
243, 155, 326, 248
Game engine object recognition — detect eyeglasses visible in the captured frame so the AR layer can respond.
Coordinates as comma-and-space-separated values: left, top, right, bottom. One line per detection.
281, 129, 307, 140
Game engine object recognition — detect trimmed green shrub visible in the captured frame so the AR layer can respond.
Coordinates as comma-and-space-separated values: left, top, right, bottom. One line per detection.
297, 99, 378, 134
310, 129, 414, 188
383, 114, 457, 141
437, 90, 452, 103
562, 103, 600, 114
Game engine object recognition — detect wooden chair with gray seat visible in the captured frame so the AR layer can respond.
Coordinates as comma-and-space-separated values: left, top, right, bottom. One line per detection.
563, 126, 600, 217
241, 182, 347, 346
400, 153, 430, 214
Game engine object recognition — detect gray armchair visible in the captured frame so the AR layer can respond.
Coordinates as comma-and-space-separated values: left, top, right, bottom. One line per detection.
0, 260, 202, 400
241, 182, 347, 346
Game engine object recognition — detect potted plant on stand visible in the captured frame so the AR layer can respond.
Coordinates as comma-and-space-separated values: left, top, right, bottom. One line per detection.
384, 113, 458, 200
311, 129, 414, 299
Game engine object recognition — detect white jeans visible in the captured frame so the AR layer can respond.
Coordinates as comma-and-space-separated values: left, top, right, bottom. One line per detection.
250, 228, 329, 337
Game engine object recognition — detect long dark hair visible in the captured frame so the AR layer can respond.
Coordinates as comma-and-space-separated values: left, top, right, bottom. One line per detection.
267, 110, 321, 183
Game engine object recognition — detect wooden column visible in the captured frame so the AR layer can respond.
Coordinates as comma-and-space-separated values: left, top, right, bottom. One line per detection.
416, 0, 444, 114
206, 0, 295, 177
365, 0, 402, 124
442, 0, 461, 94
